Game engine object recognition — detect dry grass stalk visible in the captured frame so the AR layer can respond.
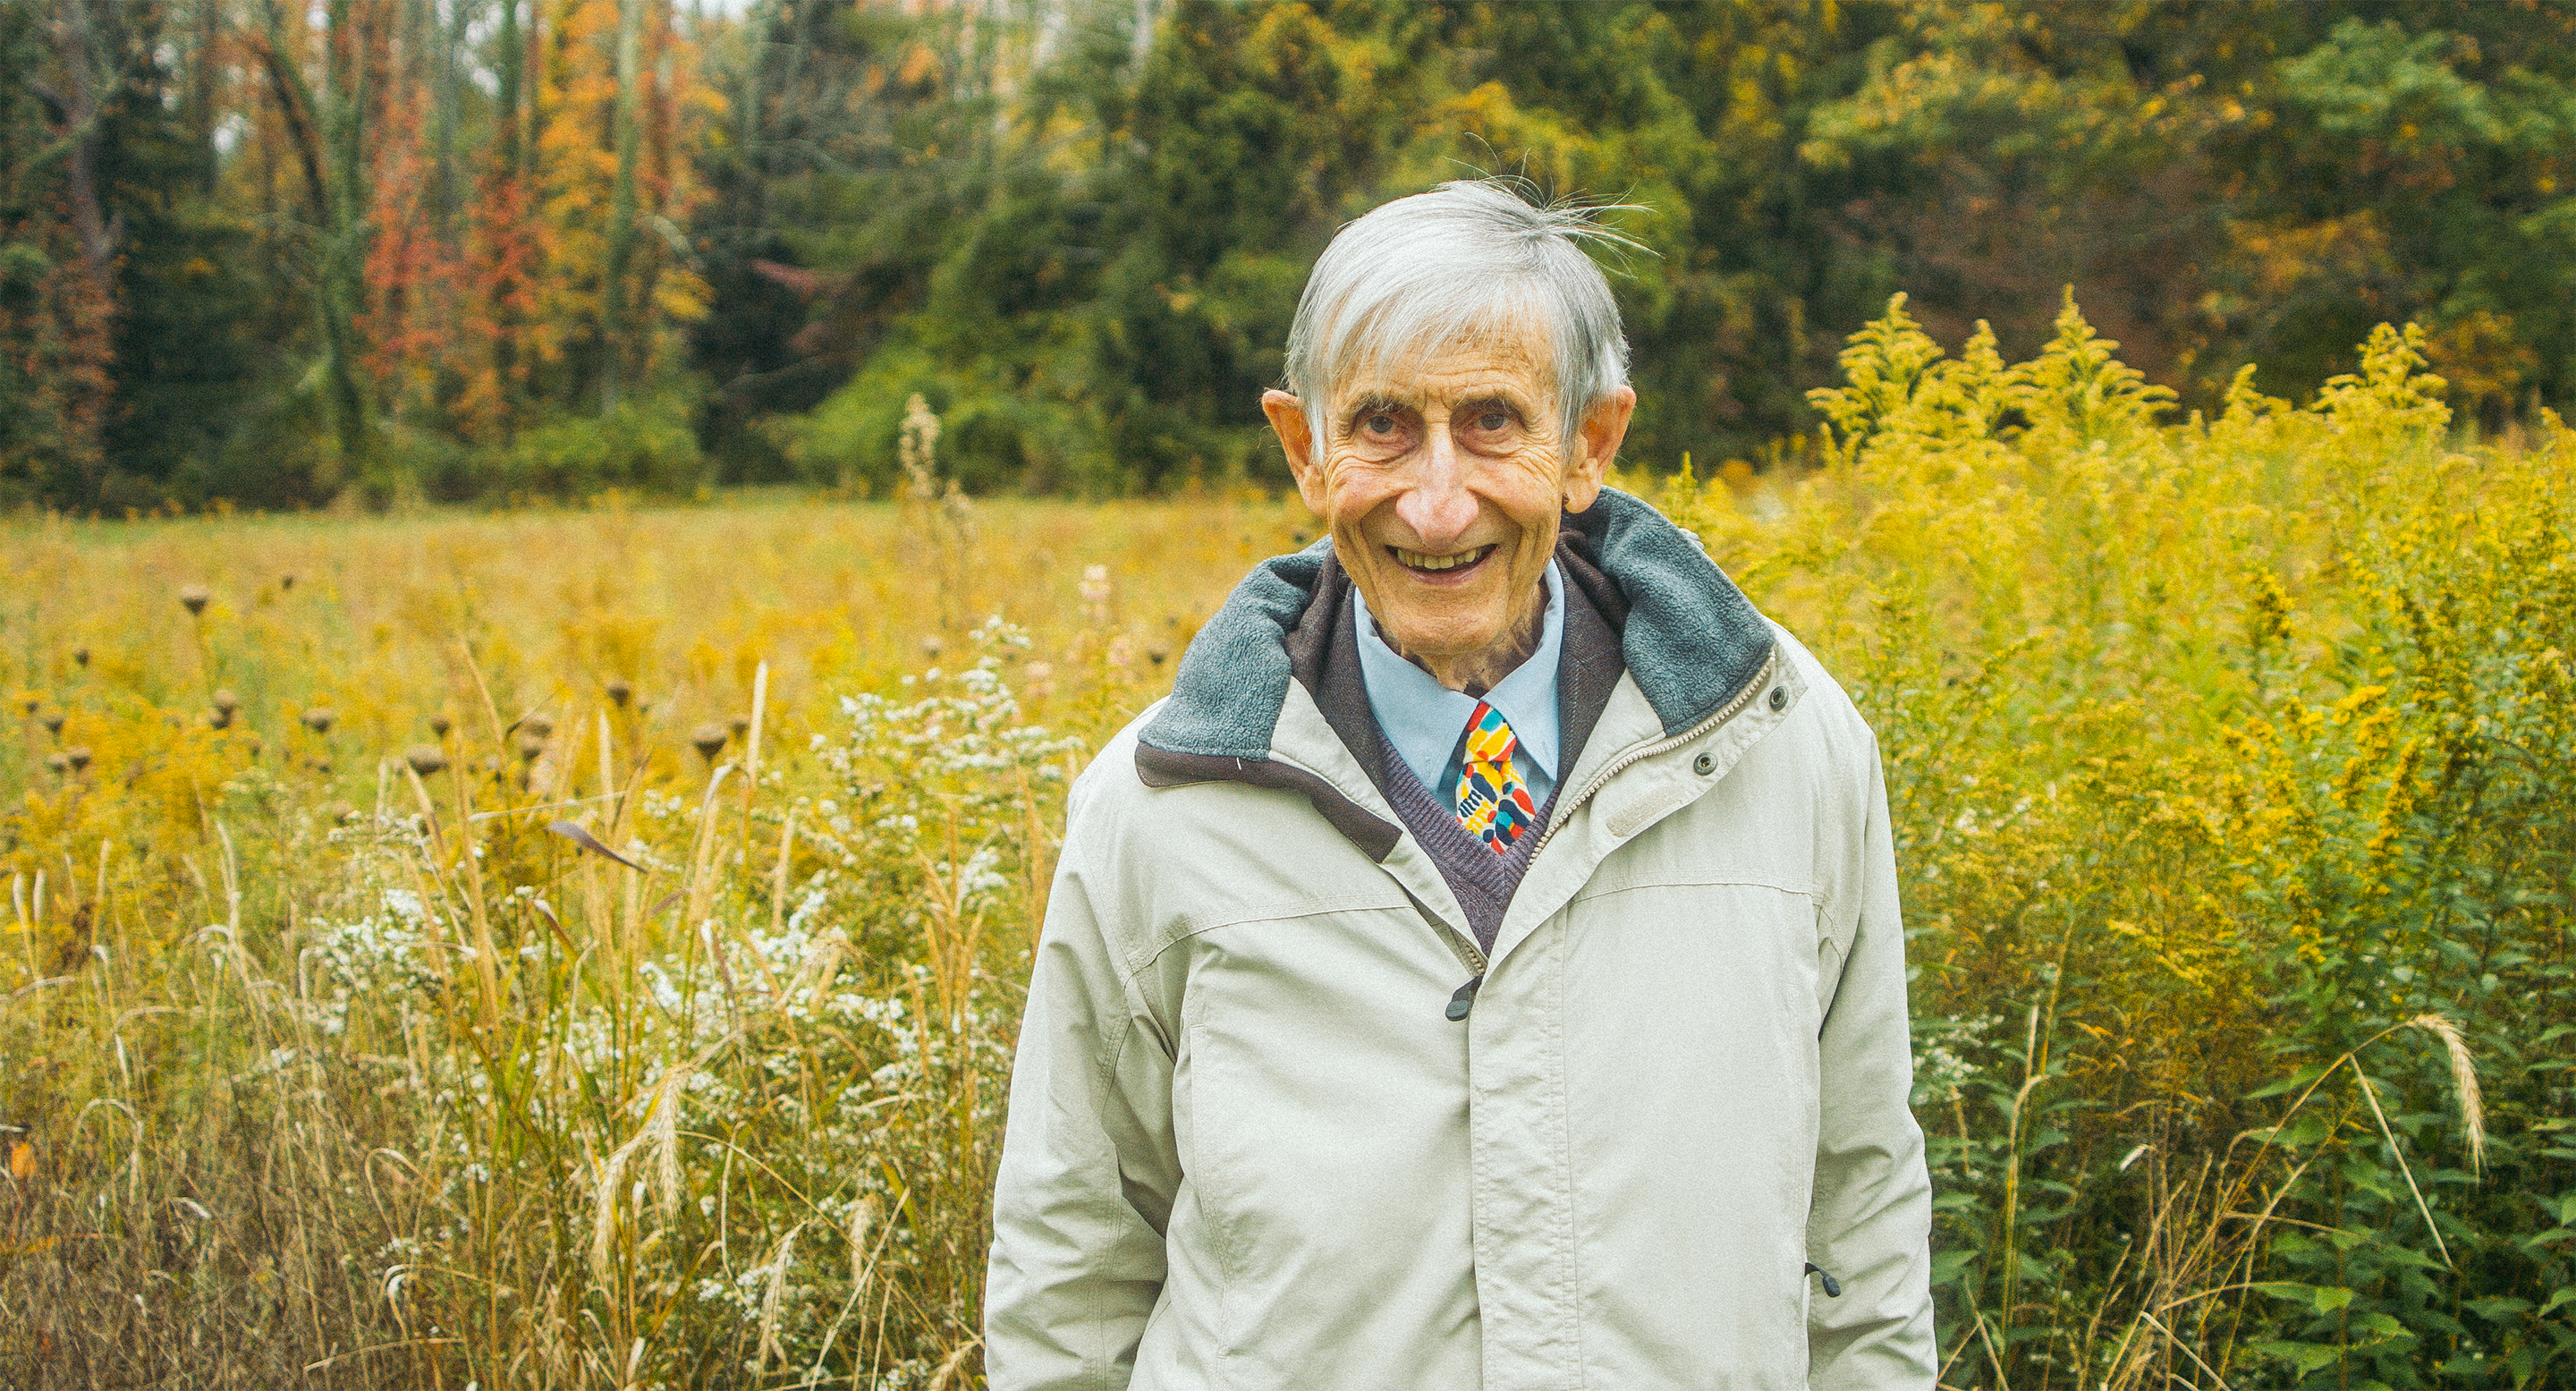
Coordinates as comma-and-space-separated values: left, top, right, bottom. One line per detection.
926, 1335, 984, 1390
590, 1132, 642, 1281
2406, 1012, 2486, 1175
754, 1220, 804, 1372
2354, 1069, 2452, 1268
648, 1066, 684, 1221
682, 762, 734, 934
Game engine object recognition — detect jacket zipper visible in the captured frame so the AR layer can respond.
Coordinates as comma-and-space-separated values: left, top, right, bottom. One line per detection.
1524, 647, 1780, 861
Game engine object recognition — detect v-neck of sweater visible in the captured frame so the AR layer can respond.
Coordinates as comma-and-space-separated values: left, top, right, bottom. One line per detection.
1282, 538, 1629, 954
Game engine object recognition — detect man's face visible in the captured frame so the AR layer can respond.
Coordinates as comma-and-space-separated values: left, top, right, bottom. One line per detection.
1262, 327, 1634, 688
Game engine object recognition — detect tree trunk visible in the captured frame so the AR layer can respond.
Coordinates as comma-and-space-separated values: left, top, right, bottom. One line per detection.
190, 0, 221, 193
487, 0, 523, 428
601, 0, 641, 411
53, 0, 116, 286
430, 0, 462, 242
258, 0, 372, 479
38, 0, 120, 496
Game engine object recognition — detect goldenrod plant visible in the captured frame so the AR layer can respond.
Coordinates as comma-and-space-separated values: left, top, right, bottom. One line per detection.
1644, 297, 2571, 1389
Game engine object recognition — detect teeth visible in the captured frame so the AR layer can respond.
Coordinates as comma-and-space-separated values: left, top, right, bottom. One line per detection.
1395, 546, 1492, 573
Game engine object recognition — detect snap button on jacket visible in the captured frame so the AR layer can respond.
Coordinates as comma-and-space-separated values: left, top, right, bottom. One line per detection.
986, 490, 1936, 1390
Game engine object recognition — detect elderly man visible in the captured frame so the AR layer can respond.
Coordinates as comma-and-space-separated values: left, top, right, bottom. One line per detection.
986, 180, 1935, 1389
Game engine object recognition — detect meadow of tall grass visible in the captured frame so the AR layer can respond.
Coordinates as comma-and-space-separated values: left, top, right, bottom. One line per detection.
3, 302, 2570, 1389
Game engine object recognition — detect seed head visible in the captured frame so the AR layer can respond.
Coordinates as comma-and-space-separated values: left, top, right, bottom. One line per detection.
206, 707, 232, 730
71, 647, 88, 667
279, 573, 295, 590
2408, 1013, 2486, 1175
518, 714, 555, 740
179, 584, 210, 616
691, 724, 728, 762
212, 689, 238, 715
45, 751, 68, 774
39, 710, 64, 736
405, 744, 449, 776
514, 733, 546, 762
65, 746, 90, 773
727, 714, 750, 739
428, 713, 453, 738
606, 678, 632, 708
301, 708, 335, 734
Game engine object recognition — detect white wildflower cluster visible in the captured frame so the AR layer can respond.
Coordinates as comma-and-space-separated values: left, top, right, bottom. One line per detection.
258, 626, 1056, 1378
793, 618, 1087, 973
826, 617, 1080, 781
1911, 1011, 1998, 1107
832, 672, 1075, 783
305, 887, 443, 1037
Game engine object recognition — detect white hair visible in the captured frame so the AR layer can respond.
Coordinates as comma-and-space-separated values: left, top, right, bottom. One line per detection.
1283, 178, 1638, 454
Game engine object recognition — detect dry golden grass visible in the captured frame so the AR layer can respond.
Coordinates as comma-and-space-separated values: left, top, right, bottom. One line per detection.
0, 488, 1304, 1387
1, 489, 1302, 789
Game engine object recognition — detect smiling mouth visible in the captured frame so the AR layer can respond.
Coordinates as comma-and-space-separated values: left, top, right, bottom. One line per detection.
1390, 544, 1497, 575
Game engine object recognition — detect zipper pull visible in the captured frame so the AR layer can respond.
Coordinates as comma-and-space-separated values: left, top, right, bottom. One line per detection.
1803, 1262, 1843, 1298
1445, 974, 1483, 1021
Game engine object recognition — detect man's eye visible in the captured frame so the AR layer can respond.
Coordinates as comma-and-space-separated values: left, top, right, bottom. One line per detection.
1366, 414, 1397, 435
1477, 411, 1508, 432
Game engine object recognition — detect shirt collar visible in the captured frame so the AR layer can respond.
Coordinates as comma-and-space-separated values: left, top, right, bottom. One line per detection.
1352, 561, 1564, 794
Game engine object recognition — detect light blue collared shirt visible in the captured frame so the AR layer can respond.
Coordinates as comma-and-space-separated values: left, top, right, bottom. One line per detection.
1352, 560, 1564, 807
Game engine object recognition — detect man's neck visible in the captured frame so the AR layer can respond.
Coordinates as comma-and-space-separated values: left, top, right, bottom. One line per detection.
1401, 583, 1548, 694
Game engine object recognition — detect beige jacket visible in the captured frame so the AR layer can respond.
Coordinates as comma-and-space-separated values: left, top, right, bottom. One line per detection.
987, 490, 1935, 1389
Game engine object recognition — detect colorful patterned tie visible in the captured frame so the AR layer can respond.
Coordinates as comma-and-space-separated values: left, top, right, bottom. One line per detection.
1453, 701, 1538, 852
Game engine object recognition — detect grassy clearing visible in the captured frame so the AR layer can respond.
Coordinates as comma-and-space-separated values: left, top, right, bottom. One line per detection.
0, 488, 1300, 1387
4, 304, 2572, 1389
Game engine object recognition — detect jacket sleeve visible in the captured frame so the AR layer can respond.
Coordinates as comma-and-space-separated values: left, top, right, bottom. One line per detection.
984, 814, 1181, 1390
1808, 733, 1938, 1390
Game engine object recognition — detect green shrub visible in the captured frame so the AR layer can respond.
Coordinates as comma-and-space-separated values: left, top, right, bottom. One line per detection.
495, 394, 709, 500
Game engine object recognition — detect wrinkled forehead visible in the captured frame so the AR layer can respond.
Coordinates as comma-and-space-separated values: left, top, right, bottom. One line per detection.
1322, 294, 1561, 412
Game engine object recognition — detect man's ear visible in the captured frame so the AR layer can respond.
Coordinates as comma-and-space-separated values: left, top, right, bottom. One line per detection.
1262, 390, 1328, 514
1561, 385, 1636, 514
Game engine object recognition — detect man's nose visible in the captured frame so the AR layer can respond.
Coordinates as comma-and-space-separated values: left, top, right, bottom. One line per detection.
1394, 426, 1478, 547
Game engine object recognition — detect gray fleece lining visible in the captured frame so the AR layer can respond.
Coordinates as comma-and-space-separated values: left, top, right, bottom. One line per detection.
1140, 488, 1771, 759
1143, 538, 1333, 761
1555, 488, 1774, 734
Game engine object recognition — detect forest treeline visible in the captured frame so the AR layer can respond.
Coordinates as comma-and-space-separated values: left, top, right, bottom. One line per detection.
8, 0, 2576, 511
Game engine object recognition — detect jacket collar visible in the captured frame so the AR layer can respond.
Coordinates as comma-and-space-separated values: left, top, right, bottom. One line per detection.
1140, 487, 1775, 764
